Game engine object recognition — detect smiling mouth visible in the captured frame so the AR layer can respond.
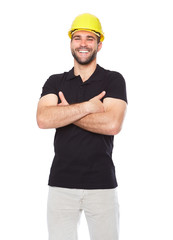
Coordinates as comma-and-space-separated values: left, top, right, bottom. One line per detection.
79, 50, 89, 53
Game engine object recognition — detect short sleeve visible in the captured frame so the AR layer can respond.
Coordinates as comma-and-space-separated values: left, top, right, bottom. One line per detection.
104, 72, 128, 103
40, 75, 59, 98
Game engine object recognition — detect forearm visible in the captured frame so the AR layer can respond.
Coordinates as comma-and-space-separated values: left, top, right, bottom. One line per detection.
37, 102, 90, 129
74, 112, 118, 135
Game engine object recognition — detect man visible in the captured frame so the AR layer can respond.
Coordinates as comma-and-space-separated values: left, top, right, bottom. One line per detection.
37, 13, 127, 240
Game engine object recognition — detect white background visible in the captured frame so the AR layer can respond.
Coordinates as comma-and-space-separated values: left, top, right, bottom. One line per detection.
0, 0, 173, 239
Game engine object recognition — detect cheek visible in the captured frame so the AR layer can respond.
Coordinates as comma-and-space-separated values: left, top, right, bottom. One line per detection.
71, 42, 80, 50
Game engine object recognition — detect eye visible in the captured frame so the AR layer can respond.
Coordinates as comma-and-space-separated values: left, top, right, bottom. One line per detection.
87, 37, 94, 41
73, 36, 81, 41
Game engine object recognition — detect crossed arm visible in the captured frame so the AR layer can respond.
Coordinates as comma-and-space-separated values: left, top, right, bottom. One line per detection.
74, 98, 126, 135
36, 91, 127, 135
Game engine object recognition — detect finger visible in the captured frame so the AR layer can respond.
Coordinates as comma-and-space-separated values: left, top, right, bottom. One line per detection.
58, 91, 69, 105
96, 91, 106, 100
59, 91, 66, 102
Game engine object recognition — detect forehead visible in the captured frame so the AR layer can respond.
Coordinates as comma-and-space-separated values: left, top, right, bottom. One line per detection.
72, 30, 97, 39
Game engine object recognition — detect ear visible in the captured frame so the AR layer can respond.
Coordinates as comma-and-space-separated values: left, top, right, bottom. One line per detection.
97, 42, 102, 52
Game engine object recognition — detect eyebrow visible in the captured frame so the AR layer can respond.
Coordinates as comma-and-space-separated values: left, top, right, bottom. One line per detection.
72, 35, 96, 39
72, 35, 81, 38
87, 36, 95, 39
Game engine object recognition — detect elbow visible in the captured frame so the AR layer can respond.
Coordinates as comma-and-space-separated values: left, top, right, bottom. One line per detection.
37, 118, 46, 129
37, 121, 46, 129
107, 122, 122, 135
37, 114, 48, 129
112, 126, 121, 135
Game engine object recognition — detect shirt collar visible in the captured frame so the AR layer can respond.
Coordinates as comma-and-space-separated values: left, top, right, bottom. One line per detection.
66, 64, 102, 83
66, 67, 76, 80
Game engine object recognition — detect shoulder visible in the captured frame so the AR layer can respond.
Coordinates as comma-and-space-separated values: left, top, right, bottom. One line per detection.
99, 66, 127, 103
40, 71, 69, 98
98, 65, 125, 79
47, 72, 67, 83
99, 65, 126, 86
107, 70, 125, 83
43, 71, 70, 89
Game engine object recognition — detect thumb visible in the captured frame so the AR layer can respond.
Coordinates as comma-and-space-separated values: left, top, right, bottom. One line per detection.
58, 91, 68, 105
96, 91, 106, 100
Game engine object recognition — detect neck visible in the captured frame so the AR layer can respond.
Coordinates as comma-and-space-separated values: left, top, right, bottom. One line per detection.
74, 59, 97, 82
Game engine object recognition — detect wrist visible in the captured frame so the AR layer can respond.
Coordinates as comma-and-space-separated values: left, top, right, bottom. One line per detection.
83, 101, 93, 114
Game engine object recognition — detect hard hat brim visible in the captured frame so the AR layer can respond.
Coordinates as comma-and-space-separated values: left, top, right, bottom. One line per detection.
68, 28, 104, 42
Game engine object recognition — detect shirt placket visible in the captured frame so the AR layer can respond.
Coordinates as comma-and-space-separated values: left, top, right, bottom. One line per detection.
77, 80, 90, 102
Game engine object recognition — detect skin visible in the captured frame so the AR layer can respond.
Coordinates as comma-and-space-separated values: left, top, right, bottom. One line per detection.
70, 31, 102, 81
37, 31, 127, 135
71, 31, 101, 66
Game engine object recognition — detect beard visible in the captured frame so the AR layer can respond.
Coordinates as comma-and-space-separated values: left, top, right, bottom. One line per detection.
71, 47, 98, 65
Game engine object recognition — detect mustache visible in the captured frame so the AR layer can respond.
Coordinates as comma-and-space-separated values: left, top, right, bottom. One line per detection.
75, 47, 91, 51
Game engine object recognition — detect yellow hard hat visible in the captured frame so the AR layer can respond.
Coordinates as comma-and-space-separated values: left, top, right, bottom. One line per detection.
68, 13, 104, 42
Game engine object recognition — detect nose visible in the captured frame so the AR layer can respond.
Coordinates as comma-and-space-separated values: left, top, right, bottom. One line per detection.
80, 38, 87, 47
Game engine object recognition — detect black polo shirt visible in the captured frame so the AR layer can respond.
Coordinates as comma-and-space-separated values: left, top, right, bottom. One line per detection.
41, 64, 127, 189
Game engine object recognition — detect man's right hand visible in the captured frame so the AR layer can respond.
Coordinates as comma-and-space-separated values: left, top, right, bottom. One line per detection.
88, 91, 106, 114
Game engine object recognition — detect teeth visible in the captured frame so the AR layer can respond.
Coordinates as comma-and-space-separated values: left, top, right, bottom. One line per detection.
79, 50, 88, 53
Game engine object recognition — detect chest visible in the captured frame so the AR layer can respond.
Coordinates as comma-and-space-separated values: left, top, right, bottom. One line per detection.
59, 77, 106, 104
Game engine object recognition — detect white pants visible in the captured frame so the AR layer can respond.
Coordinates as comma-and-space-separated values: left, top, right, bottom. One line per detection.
47, 186, 119, 240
